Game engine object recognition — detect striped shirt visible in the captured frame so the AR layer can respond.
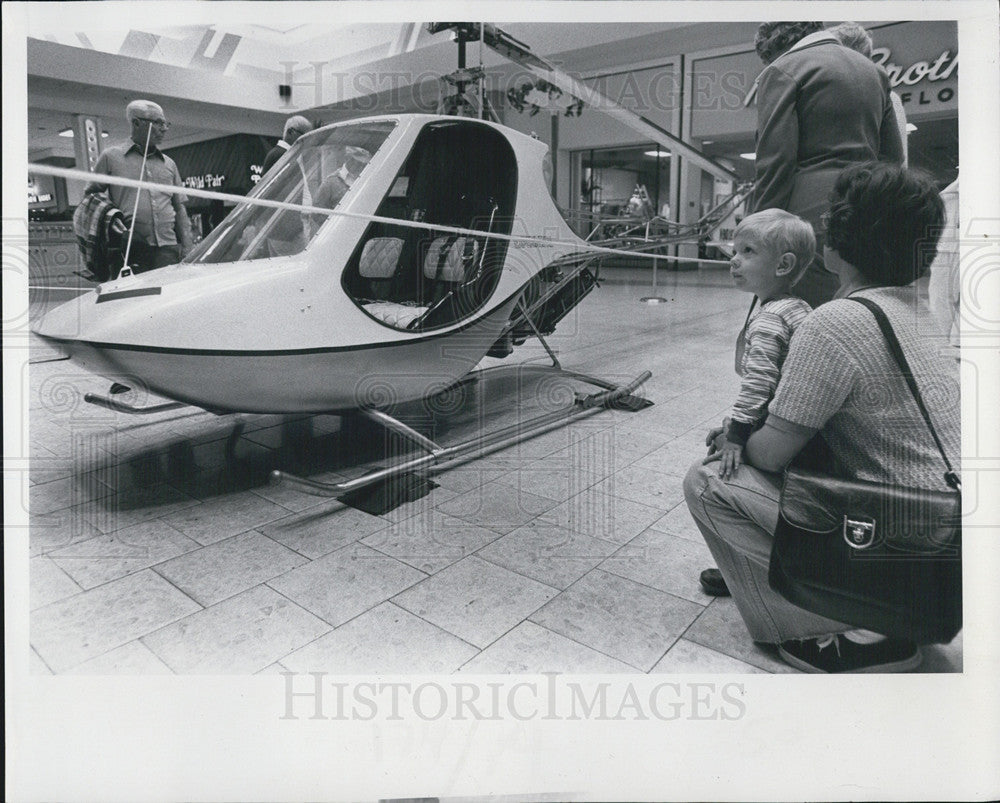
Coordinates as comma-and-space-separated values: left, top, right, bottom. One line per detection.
728, 296, 812, 445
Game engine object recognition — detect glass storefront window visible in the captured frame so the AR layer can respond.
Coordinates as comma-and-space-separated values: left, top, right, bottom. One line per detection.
570, 145, 671, 239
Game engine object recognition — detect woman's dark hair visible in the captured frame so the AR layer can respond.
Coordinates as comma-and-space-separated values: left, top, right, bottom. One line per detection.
754, 22, 824, 64
824, 162, 946, 286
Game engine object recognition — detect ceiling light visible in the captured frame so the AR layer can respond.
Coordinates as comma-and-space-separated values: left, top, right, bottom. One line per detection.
906, 123, 918, 132
740, 152, 756, 160
58, 128, 73, 137
644, 150, 670, 157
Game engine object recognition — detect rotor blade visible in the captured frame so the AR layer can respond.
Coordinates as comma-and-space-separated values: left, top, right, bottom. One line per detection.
442, 22, 741, 183
30, 162, 732, 267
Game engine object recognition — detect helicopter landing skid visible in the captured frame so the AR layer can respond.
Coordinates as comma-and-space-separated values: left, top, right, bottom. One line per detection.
271, 367, 652, 498
83, 391, 186, 415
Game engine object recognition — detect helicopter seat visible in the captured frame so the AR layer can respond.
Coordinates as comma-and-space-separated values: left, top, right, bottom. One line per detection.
358, 236, 404, 298
358, 236, 429, 328
387, 235, 482, 332
423, 235, 479, 304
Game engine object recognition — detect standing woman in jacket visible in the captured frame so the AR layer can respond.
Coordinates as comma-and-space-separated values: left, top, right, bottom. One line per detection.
750, 21, 904, 307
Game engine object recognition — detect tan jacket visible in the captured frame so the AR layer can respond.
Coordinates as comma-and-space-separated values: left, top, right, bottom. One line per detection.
752, 33, 904, 224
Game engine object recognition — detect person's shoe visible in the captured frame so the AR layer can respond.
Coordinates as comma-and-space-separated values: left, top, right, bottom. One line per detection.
699, 568, 730, 597
779, 634, 922, 673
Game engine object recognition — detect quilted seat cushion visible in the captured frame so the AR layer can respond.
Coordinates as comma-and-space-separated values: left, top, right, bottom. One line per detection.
359, 237, 404, 278
363, 301, 428, 329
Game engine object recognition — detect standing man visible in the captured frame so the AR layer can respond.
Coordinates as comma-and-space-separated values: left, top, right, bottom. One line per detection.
262, 115, 313, 174
87, 99, 192, 273
313, 146, 373, 209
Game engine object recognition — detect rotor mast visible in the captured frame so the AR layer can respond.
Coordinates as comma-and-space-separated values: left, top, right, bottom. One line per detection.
427, 22, 740, 183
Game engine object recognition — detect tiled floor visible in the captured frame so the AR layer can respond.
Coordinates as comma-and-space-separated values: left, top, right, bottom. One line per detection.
24, 266, 963, 674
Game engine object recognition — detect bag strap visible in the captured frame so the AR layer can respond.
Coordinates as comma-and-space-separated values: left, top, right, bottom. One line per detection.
741, 296, 759, 334
848, 295, 961, 491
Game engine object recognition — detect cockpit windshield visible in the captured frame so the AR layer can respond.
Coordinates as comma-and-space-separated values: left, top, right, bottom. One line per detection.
184, 121, 396, 264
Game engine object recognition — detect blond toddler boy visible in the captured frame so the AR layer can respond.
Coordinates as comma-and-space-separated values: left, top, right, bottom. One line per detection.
705, 209, 816, 478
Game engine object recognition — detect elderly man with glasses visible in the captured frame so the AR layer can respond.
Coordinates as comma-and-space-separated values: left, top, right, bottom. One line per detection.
261, 115, 314, 174
85, 99, 192, 274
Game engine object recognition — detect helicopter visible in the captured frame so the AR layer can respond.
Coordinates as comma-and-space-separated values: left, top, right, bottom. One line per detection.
31, 114, 678, 496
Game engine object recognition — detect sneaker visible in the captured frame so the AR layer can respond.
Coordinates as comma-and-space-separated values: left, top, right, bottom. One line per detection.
699, 568, 730, 597
779, 634, 922, 674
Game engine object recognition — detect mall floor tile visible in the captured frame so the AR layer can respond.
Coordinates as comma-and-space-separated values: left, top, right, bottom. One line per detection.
258, 501, 392, 560
600, 528, 718, 605
29, 555, 84, 610
650, 638, 769, 674
156, 490, 291, 545
392, 555, 559, 648
31, 570, 202, 673
280, 601, 480, 675
683, 596, 800, 674
360, 510, 503, 575
537, 487, 665, 545
24, 268, 964, 675
528, 569, 705, 672
142, 585, 331, 674
152, 530, 308, 607
458, 621, 636, 674
65, 640, 174, 675
267, 543, 427, 627
476, 519, 620, 589
48, 518, 201, 589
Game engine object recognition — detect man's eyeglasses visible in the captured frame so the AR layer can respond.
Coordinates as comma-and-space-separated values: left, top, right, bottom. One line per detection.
135, 117, 171, 130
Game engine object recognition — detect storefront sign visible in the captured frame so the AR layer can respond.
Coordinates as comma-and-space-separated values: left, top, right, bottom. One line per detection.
183, 173, 226, 190
165, 134, 274, 201
29, 174, 57, 208
740, 48, 957, 109
871, 48, 958, 108
872, 48, 958, 86
689, 21, 958, 138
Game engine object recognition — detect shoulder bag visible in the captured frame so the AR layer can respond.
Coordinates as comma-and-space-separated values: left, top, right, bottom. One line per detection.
768, 296, 962, 644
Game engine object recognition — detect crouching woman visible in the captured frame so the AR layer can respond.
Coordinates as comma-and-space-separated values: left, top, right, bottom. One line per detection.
683, 162, 959, 673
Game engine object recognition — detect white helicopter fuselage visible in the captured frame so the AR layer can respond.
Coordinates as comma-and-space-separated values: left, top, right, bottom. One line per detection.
34, 115, 586, 414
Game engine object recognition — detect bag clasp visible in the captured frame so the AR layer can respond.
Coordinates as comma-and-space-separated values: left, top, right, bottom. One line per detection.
843, 516, 877, 549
